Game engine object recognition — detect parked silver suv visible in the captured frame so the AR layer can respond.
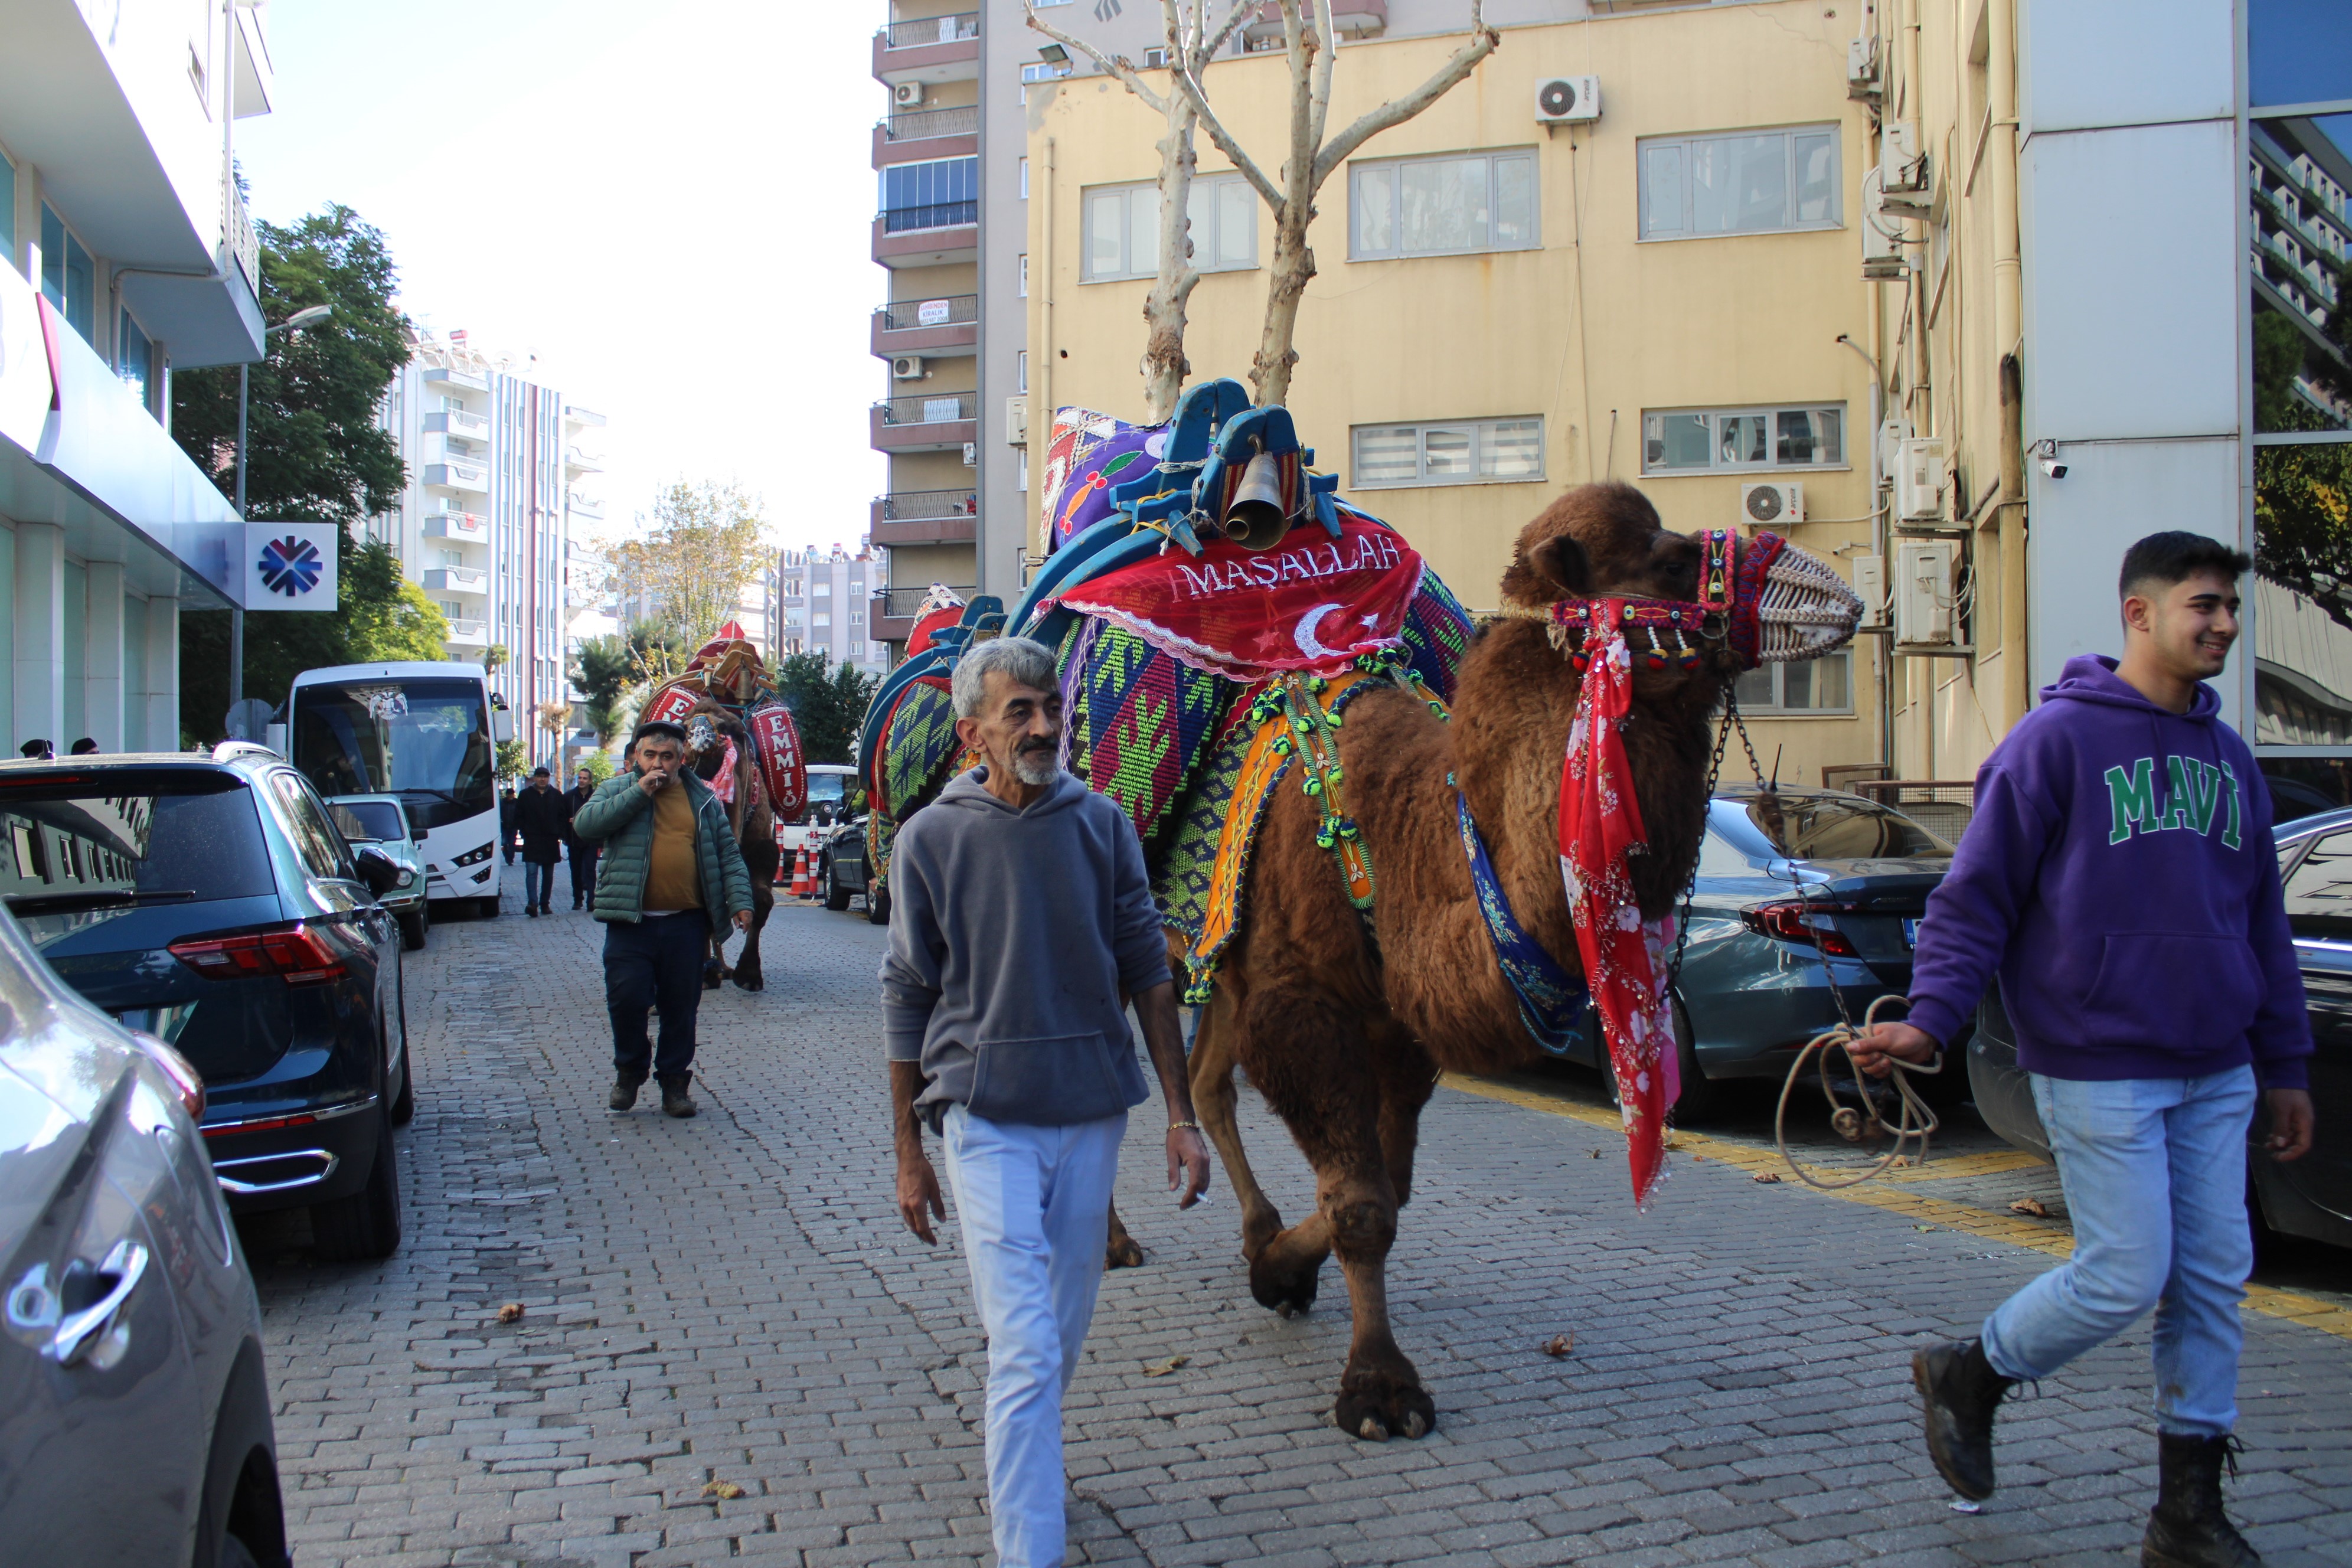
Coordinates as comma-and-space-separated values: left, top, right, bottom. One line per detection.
0, 903, 288, 1566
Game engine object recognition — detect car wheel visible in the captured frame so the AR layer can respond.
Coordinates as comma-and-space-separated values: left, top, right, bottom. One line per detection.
824, 861, 852, 912
478, 895, 500, 919
865, 881, 891, 926
310, 1112, 402, 1262
400, 907, 427, 951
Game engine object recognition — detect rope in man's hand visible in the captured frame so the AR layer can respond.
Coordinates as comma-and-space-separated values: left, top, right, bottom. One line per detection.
1774, 994, 1942, 1190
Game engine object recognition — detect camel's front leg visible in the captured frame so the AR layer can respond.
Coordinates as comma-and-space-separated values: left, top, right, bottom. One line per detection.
1104, 1205, 1145, 1269
1193, 982, 1284, 1260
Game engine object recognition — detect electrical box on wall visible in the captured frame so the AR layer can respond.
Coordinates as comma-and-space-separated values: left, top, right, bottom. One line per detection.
1894, 537, 1961, 648
1894, 437, 1948, 522
1005, 396, 1028, 446
1852, 553, 1887, 628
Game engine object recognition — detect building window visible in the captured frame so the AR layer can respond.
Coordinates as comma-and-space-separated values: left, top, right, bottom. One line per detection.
0, 152, 15, 277
1020, 157, 1029, 200
1351, 417, 1544, 488
1084, 174, 1256, 281
1350, 149, 1538, 261
881, 156, 978, 233
1017, 349, 1028, 392
813, 580, 831, 597
116, 310, 155, 411
814, 612, 832, 628
1638, 125, 1841, 241
1732, 651, 1853, 715
38, 204, 95, 344
1640, 403, 1845, 474
1018, 252, 1028, 296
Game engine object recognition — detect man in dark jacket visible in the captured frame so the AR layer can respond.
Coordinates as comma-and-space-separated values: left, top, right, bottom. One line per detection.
1856, 533, 2315, 1568
564, 765, 600, 910
573, 720, 753, 1118
498, 783, 520, 865
515, 766, 571, 917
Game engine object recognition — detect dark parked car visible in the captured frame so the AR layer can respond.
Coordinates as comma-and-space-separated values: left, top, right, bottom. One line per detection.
1549, 785, 1961, 1120
0, 744, 413, 1261
1971, 805, 2352, 1249
817, 814, 890, 925
0, 900, 288, 1566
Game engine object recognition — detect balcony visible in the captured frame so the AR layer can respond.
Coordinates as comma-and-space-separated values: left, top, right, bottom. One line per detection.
423, 365, 489, 394
871, 487, 978, 543
874, 104, 979, 168
424, 566, 489, 596
874, 205, 979, 269
567, 488, 604, 520
871, 584, 977, 645
443, 619, 489, 649
872, 393, 977, 453
873, 11, 979, 86
564, 445, 603, 474
424, 510, 489, 543
426, 409, 490, 441
424, 459, 489, 494
873, 293, 979, 358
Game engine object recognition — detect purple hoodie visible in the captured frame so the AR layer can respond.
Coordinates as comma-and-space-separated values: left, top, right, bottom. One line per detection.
1905, 654, 2312, 1090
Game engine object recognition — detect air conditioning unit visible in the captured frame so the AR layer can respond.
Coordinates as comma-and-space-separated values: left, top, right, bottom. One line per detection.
1005, 395, 1028, 446
1894, 436, 1948, 521
1740, 482, 1804, 527
1534, 76, 1601, 125
1852, 553, 1887, 628
1861, 170, 1909, 281
893, 81, 925, 109
1846, 34, 1882, 101
1880, 120, 1932, 215
1894, 537, 1960, 646
890, 354, 927, 381
1142, 46, 1169, 68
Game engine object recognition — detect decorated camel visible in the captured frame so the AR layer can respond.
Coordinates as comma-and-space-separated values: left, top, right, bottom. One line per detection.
639, 623, 803, 991
858, 379, 1861, 1436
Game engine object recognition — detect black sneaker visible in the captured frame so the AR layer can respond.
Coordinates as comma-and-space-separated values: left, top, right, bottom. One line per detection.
1912, 1338, 2015, 1501
608, 1077, 639, 1112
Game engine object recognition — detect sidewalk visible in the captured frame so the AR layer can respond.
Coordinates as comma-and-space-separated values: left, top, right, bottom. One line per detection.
243, 899, 2352, 1567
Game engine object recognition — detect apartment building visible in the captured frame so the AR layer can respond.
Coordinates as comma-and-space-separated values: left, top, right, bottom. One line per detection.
776, 546, 888, 673
370, 332, 601, 766
0, 0, 277, 750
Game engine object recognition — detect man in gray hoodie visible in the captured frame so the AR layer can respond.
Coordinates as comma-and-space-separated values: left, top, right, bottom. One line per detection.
882, 635, 1211, 1568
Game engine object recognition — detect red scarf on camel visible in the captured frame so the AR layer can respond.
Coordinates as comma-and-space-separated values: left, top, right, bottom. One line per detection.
1557, 607, 1681, 1206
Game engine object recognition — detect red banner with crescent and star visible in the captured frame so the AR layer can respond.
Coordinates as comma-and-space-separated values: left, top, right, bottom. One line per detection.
1048, 508, 1426, 681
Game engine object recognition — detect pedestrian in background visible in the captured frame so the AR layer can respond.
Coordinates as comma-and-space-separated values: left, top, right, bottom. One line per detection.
68, 737, 98, 756
573, 720, 752, 1119
18, 740, 50, 760
565, 765, 601, 910
884, 636, 1211, 1568
499, 783, 520, 865
1856, 532, 2314, 1568
515, 766, 570, 917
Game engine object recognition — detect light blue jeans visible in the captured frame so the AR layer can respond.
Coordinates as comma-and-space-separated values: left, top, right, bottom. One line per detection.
940, 1105, 1126, 1568
1981, 1066, 2258, 1437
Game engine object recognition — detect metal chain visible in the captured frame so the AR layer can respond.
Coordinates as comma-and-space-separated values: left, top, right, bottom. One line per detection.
1665, 681, 1750, 992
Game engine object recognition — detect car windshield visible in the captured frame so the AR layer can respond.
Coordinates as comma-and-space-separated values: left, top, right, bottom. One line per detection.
808, 773, 848, 804
291, 678, 494, 833
328, 801, 406, 843
0, 770, 276, 906
1731, 793, 1952, 861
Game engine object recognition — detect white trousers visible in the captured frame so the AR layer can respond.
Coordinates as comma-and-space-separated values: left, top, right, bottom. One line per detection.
940, 1104, 1126, 1568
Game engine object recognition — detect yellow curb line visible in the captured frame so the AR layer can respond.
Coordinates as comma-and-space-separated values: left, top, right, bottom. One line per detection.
1441, 1073, 2352, 1342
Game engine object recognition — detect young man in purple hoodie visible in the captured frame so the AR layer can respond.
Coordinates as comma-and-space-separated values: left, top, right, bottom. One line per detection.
1853, 533, 2315, 1567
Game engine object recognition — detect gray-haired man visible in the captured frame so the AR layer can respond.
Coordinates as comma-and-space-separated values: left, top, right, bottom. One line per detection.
881, 636, 1211, 1568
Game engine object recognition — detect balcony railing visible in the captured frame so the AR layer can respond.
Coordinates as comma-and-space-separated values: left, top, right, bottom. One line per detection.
880, 488, 978, 519
881, 105, 980, 141
881, 200, 978, 235
425, 509, 488, 541
878, 393, 977, 426
429, 409, 490, 440
222, 173, 260, 296
445, 619, 487, 642
567, 488, 604, 518
881, 12, 978, 48
878, 295, 979, 331
879, 586, 976, 619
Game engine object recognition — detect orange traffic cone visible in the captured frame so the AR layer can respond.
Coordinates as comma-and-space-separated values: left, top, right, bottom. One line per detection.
791, 844, 814, 898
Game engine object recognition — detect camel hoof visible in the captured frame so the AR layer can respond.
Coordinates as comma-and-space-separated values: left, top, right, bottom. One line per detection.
1335, 1363, 1437, 1444
732, 972, 763, 992
1276, 1302, 1304, 1320
1357, 1416, 1389, 1442
1105, 1236, 1145, 1270
1402, 1410, 1429, 1439
1248, 1250, 1322, 1319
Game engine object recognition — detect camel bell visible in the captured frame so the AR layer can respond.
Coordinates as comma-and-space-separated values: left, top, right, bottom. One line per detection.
1221, 452, 1293, 551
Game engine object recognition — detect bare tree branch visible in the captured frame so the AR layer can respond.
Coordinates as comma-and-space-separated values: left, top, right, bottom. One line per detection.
1308, 0, 1339, 152
1200, 0, 1255, 60
1025, 5, 1168, 114
1312, 0, 1496, 185
1170, 52, 1283, 209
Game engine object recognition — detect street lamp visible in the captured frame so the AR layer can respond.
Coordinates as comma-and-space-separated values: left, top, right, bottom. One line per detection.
231, 303, 334, 708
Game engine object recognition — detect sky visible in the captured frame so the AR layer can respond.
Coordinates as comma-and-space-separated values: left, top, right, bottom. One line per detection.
237, 0, 887, 557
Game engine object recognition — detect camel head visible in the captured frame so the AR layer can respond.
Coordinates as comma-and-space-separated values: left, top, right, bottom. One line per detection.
680, 702, 751, 785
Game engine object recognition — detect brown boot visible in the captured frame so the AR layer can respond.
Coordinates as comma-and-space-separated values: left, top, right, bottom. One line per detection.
608, 1076, 640, 1112
1911, 1338, 2015, 1501
659, 1076, 697, 1119
2143, 1433, 2260, 1567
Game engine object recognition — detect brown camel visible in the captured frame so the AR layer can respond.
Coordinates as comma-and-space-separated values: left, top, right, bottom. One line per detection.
1158, 482, 1848, 1440
680, 703, 781, 991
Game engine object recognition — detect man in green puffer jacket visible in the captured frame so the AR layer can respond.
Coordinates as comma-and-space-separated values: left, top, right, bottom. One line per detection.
572, 719, 754, 1119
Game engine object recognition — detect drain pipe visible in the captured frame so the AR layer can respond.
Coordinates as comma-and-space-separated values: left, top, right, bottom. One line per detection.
1835, 332, 1894, 775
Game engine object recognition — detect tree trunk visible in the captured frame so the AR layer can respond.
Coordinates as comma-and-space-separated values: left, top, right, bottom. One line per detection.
1141, 97, 1203, 423
1252, 197, 1316, 407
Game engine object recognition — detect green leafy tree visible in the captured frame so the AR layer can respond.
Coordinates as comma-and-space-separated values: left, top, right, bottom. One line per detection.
569, 633, 635, 743
605, 482, 772, 645
495, 740, 528, 782
576, 751, 617, 785
778, 652, 878, 766
171, 205, 420, 739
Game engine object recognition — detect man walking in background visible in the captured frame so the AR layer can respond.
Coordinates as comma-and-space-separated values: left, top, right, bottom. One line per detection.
884, 636, 1211, 1568
515, 766, 570, 917
565, 766, 602, 909
574, 720, 753, 1119
499, 782, 520, 866
1855, 533, 2314, 1568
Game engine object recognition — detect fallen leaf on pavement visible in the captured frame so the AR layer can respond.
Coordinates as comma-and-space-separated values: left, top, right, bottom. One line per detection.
1541, 1334, 1573, 1358
495, 1303, 524, 1324
2009, 1197, 2050, 1217
1913, 1224, 1936, 1232
1143, 1355, 1188, 1377
701, 1481, 746, 1500
1588, 1149, 1603, 1159
1752, 1172, 1782, 1184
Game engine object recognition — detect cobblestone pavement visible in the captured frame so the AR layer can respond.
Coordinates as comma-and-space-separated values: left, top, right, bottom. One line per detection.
241, 888, 2352, 1568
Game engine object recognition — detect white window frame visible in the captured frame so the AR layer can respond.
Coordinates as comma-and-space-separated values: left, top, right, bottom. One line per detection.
1636, 123, 1843, 242
1348, 148, 1540, 262
1080, 174, 1258, 283
1350, 417, 1546, 489
1732, 650, 1856, 716
1639, 402, 1848, 475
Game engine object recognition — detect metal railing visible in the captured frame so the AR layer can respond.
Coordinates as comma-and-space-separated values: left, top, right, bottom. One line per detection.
880, 200, 978, 234
877, 294, 979, 331
445, 619, 486, 639
878, 586, 976, 619
881, 105, 979, 141
222, 175, 260, 296
881, 11, 978, 48
876, 393, 977, 425
879, 488, 978, 519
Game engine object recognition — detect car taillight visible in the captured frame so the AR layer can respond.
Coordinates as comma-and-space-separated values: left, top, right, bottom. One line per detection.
125, 1029, 205, 1121
168, 925, 349, 985
1740, 900, 1860, 958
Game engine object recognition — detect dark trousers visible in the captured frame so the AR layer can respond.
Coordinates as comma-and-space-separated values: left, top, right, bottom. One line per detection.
569, 845, 599, 906
524, 860, 556, 909
605, 910, 708, 1083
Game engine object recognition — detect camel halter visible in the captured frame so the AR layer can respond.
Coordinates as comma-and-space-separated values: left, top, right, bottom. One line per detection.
1534, 530, 1863, 674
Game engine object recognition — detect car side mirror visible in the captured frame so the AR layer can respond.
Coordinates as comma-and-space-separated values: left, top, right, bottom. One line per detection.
352, 845, 403, 899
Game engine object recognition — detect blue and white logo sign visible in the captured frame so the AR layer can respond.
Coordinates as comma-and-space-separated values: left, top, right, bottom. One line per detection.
240, 522, 339, 611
